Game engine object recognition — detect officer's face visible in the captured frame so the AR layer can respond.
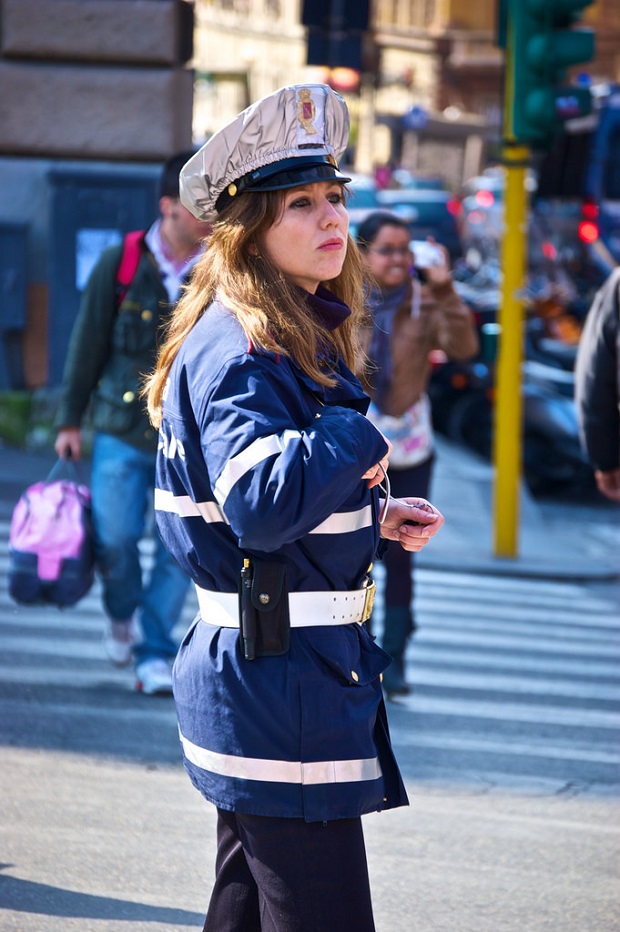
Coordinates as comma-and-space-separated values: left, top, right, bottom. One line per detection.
259, 182, 349, 294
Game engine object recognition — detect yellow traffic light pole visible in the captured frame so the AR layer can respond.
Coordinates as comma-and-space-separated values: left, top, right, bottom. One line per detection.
493, 3, 530, 559
493, 142, 529, 557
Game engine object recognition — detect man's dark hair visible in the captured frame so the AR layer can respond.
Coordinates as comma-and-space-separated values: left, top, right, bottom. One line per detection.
159, 150, 196, 199
356, 211, 410, 249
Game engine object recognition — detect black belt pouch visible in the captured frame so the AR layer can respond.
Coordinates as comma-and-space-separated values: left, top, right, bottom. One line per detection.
239, 561, 290, 659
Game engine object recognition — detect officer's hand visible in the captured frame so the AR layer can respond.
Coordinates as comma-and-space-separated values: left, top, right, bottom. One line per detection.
55, 428, 82, 462
362, 434, 391, 490
379, 497, 444, 551
362, 453, 390, 490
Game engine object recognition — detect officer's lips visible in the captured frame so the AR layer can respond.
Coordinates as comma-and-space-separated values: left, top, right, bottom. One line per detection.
318, 238, 345, 251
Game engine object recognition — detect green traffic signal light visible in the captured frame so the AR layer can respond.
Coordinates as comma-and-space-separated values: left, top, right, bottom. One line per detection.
527, 27, 594, 72
507, 0, 595, 145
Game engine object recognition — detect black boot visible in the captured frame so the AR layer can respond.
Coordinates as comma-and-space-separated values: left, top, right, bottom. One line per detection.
381, 606, 414, 697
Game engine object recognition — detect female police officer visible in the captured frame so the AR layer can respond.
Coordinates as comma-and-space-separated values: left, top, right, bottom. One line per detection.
145, 84, 444, 931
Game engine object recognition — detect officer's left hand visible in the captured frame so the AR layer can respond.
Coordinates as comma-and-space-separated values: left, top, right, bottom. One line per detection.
379, 497, 444, 551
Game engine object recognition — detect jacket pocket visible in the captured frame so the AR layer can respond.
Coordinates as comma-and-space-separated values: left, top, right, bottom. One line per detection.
91, 371, 145, 435
113, 303, 159, 356
306, 625, 391, 687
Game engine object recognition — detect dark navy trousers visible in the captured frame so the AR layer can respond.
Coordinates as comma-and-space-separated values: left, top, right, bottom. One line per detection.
204, 808, 376, 931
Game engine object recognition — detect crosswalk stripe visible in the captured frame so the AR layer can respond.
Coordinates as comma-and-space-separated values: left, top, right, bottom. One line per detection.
0, 665, 137, 689
408, 667, 620, 701
405, 645, 619, 678
394, 732, 620, 766
416, 567, 605, 596
417, 582, 615, 613
0, 634, 148, 660
393, 693, 620, 729
415, 627, 617, 657
0, 696, 178, 726
415, 597, 619, 629
415, 614, 619, 641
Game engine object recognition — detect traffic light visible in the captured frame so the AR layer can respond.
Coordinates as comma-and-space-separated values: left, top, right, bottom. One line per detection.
302, 0, 370, 70
506, 0, 595, 146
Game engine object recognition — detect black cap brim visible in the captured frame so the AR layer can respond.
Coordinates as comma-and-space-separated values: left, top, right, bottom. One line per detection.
246, 160, 351, 192
215, 155, 351, 213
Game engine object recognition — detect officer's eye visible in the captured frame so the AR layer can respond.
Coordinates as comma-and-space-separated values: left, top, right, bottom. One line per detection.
328, 191, 345, 205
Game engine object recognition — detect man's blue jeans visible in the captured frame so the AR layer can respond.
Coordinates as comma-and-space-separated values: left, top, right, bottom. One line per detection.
91, 433, 190, 665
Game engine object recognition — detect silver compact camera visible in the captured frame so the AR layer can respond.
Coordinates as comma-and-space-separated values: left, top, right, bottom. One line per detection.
410, 240, 443, 268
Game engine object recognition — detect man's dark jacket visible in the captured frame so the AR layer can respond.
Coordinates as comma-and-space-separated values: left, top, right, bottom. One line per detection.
575, 268, 620, 472
55, 237, 170, 452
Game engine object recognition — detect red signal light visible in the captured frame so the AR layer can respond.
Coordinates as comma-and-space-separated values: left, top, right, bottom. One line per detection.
578, 221, 599, 243
446, 199, 463, 216
581, 200, 599, 220
475, 190, 495, 208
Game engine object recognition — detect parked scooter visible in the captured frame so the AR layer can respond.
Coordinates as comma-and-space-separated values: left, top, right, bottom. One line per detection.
520, 311, 593, 495
520, 357, 593, 495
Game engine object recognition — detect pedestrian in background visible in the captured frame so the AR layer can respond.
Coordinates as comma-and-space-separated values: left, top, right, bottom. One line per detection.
575, 267, 620, 503
54, 152, 212, 695
145, 84, 445, 931
357, 211, 478, 696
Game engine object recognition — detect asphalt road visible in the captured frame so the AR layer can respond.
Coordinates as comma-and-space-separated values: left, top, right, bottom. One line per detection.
0, 445, 619, 931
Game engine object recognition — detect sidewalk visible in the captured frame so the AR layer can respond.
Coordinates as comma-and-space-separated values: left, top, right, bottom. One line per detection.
1, 438, 618, 581
419, 435, 619, 581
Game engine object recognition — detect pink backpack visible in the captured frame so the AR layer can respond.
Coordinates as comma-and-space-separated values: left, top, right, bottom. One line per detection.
8, 459, 95, 607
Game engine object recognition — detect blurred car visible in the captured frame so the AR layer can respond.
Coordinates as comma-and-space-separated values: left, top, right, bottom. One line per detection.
389, 169, 448, 191
459, 174, 504, 260
344, 172, 380, 239
458, 168, 534, 260
375, 187, 463, 260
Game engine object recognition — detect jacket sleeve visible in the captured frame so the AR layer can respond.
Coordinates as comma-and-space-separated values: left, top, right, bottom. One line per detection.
54, 245, 123, 429
575, 271, 620, 472
197, 352, 389, 552
428, 281, 480, 360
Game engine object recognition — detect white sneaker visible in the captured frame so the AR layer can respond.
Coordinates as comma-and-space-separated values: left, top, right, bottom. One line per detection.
103, 616, 139, 667
135, 659, 173, 696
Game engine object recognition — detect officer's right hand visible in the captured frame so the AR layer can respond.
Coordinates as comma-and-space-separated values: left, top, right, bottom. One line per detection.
362, 457, 389, 489
362, 432, 391, 490
55, 427, 82, 461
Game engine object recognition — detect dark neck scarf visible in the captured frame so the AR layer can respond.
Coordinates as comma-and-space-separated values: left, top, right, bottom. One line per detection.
305, 284, 352, 331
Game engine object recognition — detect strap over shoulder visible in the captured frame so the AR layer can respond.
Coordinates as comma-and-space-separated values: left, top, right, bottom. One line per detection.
115, 230, 145, 305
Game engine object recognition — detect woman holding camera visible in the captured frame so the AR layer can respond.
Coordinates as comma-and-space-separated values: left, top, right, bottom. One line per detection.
357, 211, 478, 697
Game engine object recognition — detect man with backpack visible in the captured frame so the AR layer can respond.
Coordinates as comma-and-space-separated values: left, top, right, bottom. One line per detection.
54, 152, 212, 694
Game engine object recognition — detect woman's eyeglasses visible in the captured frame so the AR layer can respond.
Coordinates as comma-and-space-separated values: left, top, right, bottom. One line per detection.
368, 246, 411, 258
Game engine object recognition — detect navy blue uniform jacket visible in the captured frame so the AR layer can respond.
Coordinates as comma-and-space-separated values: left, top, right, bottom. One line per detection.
155, 292, 409, 821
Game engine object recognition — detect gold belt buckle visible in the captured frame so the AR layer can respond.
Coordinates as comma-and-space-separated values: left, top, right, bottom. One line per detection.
361, 579, 376, 623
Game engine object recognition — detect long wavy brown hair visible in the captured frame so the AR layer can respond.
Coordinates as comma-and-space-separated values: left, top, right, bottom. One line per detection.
145, 185, 368, 428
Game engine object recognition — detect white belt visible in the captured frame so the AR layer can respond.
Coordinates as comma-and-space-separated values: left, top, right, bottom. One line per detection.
195, 581, 376, 629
